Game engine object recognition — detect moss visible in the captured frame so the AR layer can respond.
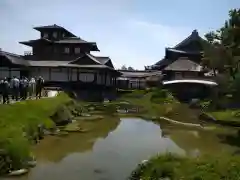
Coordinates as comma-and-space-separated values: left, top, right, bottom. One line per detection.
116, 89, 201, 124
0, 93, 71, 171
129, 154, 240, 180
208, 110, 240, 123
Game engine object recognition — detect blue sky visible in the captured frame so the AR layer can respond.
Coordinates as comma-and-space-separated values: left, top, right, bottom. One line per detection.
0, 0, 239, 69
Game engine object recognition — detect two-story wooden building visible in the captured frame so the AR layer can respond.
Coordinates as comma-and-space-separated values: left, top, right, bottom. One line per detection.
0, 24, 120, 92
146, 30, 208, 80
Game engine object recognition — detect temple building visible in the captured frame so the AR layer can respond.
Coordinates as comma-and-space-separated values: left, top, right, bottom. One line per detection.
146, 30, 208, 80
117, 70, 162, 89
0, 24, 120, 91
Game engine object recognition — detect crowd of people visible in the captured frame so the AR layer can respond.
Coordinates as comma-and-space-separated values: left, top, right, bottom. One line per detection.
0, 76, 45, 104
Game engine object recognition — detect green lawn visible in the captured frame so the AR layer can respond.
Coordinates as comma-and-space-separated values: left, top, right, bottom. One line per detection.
0, 93, 71, 170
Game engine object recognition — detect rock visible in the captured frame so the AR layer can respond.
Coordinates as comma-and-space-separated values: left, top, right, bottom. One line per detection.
141, 160, 148, 165
26, 160, 37, 168
81, 113, 91, 117
89, 107, 95, 111
104, 99, 110, 103
56, 131, 69, 136
8, 169, 29, 176
117, 109, 128, 114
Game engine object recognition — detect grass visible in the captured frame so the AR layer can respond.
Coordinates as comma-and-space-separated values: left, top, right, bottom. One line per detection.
208, 110, 240, 122
129, 154, 240, 180
115, 89, 201, 124
0, 93, 71, 170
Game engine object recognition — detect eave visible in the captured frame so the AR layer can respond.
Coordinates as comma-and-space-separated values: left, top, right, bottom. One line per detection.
33, 25, 77, 37
19, 38, 52, 47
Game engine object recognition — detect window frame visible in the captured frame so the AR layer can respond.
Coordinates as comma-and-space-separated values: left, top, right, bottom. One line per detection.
53, 32, 58, 38
74, 47, 81, 54
64, 47, 70, 54
43, 33, 48, 39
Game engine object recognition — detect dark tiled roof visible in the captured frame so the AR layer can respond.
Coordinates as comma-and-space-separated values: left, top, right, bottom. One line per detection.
19, 38, 52, 46
152, 30, 206, 68
120, 70, 162, 78
163, 57, 203, 71
167, 48, 202, 55
20, 38, 99, 51
174, 30, 205, 49
34, 24, 64, 29
94, 56, 111, 64
28, 61, 70, 67
59, 64, 112, 69
0, 51, 30, 66
33, 24, 76, 37
55, 37, 88, 43
55, 38, 99, 51
1, 50, 117, 71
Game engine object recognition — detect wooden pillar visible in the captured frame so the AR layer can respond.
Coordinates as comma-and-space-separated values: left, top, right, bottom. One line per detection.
49, 68, 51, 81
94, 72, 97, 83
77, 68, 79, 81
9, 67, 11, 78
104, 72, 107, 86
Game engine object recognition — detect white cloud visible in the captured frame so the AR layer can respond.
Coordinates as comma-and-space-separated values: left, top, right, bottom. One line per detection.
127, 19, 194, 47
0, 0, 208, 70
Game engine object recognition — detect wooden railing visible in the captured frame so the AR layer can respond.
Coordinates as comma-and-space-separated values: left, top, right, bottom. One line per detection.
24, 51, 33, 55
165, 76, 217, 82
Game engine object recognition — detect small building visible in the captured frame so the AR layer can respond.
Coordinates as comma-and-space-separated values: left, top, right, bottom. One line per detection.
145, 30, 217, 101
146, 30, 209, 81
117, 70, 162, 89
162, 56, 204, 80
0, 24, 120, 92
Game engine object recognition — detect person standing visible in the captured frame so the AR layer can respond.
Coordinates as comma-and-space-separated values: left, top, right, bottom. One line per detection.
23, 77, 29, 100
10, 76, 20, 101
28, 77, 36, 99
0, 79, 4, 103
2, 78, 10, 104
19, 77, 24, 100
36, 76, 44, 99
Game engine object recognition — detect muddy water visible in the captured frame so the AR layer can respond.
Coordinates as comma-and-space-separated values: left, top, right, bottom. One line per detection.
5, 118, 240, 180
7, 118, 183, 180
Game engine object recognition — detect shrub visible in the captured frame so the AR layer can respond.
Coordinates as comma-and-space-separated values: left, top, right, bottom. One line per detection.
0, 93, 71, 172
129, 154, 240, 180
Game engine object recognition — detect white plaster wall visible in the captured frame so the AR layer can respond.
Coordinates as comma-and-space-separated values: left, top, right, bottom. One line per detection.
11, 70, 20, 78
38, 68, 50, 81
51, 68, 68, 82
29, 68, 39, 78
0, 67, 21, 79
97, 73, 102, 84
0, 70, 9, 79
71, 69, 78, 81
101, 74, 105, 84
106, 75, 110, 85
174, 72, 183, 79
79, 73, 95, 82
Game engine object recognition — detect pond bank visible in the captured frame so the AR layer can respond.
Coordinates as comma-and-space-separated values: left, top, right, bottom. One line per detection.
1, 89, 239, 179
0, 93, 74, 175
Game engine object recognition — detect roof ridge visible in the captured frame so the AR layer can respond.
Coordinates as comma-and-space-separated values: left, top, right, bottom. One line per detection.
1, 50, 22, 58
85, 53, 102, 64
173, 29, 202, 49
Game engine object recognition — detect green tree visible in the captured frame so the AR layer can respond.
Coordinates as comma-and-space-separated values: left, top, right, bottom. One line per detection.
121, 65, 127, 70
202, 8, 240, 79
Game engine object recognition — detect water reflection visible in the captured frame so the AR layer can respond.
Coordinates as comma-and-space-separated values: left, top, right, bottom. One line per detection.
33, 117, 120, 162
7, 118, 183, 180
